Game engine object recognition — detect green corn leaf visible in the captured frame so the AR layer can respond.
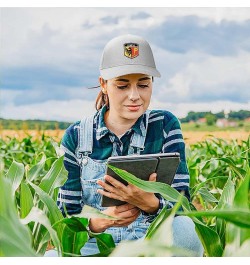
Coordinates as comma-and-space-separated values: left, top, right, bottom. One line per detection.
223, 223, 242, 257
224, 239, 250, 257
150, 197, 183, 246
50, 139, 65, 158
191, 176, 228, 198
194, 221, 223, 257
108, 165, 191, 211
69, 216, 116, 256
216, 157, 246, 179
20, 182, 34, 218
27, 153, 46, 182
59, 216, 88, 233
145, 206, 172, 240
39, 155, 68, 196
21, 207, 61, 256
145, 196, 183, 241
110, 237, 195, 257
5, 160, 24, 196
29, 182, 64, 225
182, 210, 250, 228
54, 217, 89, 257
0, 216, 37, 257
198, 187, 218, 203
234, 167, 249, 209
75, 205, 119, 220
0, 177, 37, 257
217, 176, 235, 209
216, 176, 235, 245
28, 181, 64, 254
224, 168, 250, 254
93, 233, 116, 256
58, 216, 115, 257
59, 224, 88, 257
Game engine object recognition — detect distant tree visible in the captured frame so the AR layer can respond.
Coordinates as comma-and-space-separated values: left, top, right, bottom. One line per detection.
228, 110, 250, 120
181, 111, 211, 122
215, 111, 225, 119
205, 113, 217, 126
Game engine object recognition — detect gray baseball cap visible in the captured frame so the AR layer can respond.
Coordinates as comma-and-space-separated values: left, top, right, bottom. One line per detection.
100, 34, 161, 80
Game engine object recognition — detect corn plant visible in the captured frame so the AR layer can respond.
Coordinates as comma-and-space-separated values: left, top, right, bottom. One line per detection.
1, 134, 249, 256
107, 160, 250, 257
0, 139, 115, 257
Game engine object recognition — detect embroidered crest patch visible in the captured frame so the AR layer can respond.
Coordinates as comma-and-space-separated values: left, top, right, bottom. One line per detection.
124, 43, 139, 59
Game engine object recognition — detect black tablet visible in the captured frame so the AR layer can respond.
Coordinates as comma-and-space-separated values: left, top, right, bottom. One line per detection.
101, 152, 180, 207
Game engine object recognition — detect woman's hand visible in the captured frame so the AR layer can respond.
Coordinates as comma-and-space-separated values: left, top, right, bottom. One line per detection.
89, 203, 140, 233
96, 173, 160, 214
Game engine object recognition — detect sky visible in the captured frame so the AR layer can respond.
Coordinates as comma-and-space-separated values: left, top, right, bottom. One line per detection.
1, 6, 250, 122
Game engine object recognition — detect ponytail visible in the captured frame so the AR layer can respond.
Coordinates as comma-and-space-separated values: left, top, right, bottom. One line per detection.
95, 91, 109, 111
95, 79, 109, 111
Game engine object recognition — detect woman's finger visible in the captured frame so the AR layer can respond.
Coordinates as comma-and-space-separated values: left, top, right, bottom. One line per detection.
104, 175, 127, 189
149, 172, 157, 182
113, 211, 141, 226
115, 203, 137, 213
97, 188, 124, 202
97, 179, 119, 194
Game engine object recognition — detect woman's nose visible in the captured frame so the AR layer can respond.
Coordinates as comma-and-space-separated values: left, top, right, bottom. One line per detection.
129, 87, 140, 101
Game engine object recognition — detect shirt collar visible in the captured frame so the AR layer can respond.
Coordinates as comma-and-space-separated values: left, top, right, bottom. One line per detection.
95, 105, 147, 141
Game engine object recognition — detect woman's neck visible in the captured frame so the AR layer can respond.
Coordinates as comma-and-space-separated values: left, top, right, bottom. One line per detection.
104, 110, 136, 136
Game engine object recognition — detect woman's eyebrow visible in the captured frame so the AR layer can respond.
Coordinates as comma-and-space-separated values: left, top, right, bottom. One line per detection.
138, 77, 151, 81
114, 78, 129, 82
114, 77, 151, 82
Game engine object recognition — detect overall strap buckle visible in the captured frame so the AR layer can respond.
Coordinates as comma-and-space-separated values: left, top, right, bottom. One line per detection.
77, 114, 95, 168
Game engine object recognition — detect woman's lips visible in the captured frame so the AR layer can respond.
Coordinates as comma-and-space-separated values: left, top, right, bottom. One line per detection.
125, 104, 142, 111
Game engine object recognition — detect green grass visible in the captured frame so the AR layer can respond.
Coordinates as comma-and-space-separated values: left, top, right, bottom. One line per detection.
181, 121, 250, 132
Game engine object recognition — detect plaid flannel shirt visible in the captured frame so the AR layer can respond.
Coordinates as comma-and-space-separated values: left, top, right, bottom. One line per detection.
57, 106, 190, 221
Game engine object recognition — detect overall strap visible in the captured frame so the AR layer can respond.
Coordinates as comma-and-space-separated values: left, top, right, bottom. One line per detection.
76, 114, 95, 162
129, 110, 151, 154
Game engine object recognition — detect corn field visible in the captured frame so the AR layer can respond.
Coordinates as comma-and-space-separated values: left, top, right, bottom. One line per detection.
0, 133, 249, 257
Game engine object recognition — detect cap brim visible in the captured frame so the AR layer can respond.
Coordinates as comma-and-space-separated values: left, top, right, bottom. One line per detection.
100, 65, 161, 80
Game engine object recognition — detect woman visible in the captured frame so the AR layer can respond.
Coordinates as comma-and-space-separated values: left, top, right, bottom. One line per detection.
56, 34, 203, 256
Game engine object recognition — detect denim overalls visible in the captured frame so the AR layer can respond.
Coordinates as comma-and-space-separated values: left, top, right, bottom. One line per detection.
77, 112, 152, 255
44, 112, 204, 257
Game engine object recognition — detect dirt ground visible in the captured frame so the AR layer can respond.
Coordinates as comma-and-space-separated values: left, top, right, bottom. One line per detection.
0, 130, 64, 140
0, 130, 249, 145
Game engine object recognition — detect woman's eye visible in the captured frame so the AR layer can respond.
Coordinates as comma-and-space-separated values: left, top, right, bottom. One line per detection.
117, 85, 128, 89
138, 84, 149, 88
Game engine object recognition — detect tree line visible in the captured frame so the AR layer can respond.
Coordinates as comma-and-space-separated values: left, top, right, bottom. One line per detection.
0, 110, 249, 130
180, 110, 250, 123
0, 118, 71, 130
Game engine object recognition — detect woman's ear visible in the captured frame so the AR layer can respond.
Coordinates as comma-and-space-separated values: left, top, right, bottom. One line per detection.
99, 76, 107, 94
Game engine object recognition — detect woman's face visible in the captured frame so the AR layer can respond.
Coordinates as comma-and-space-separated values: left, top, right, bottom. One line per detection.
100, 73, 153, 122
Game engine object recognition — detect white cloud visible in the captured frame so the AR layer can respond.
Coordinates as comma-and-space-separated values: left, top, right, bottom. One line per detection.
149, 99, 250, 118
2, 7, 250, 68
156, 50, 250, 103
2, 96, 249, 122
0, 89, 23, 104
2, 7, 250, 121
1, 99, 96, 122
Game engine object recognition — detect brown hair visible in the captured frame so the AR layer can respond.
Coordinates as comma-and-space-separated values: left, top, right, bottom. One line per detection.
95, 79, 109, 110
95, 90, 109, 111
